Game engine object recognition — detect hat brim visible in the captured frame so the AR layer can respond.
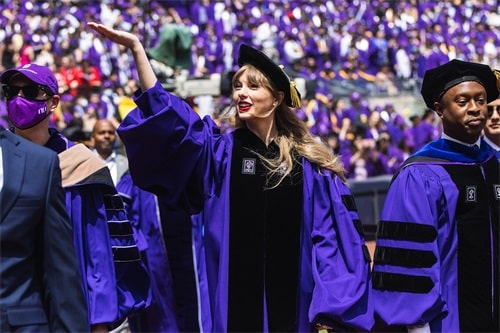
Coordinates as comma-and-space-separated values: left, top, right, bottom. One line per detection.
0, 67, 57, 95
0, 69, 23, 85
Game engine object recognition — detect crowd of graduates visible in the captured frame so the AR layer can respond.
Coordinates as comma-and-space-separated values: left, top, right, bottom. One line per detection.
1, 2, 499, 332
0, 0, 497, 179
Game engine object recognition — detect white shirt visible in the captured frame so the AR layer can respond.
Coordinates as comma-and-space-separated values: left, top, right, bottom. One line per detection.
408, 323, 430, 333
94, 150, 118, 186
442, 133, 481, 149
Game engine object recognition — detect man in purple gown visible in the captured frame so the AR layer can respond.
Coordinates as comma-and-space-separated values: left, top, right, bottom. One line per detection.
372, 59, 499, 333
0, 63, 151, 332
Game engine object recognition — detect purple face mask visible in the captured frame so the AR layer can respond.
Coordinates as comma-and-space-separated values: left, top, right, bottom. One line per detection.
7, 96, 50, 129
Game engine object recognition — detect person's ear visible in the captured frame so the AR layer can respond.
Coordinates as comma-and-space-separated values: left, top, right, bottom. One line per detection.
434, 102, 443, 118
49, 95, 60, 112
276, 91, 284, 105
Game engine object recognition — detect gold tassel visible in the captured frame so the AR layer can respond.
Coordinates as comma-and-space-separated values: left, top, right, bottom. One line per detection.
279, 64, 302, 108
494, 69, 500, 92
290, 81, 302, 108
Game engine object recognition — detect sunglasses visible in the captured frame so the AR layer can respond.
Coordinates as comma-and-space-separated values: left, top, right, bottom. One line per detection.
487, 105, 500, 118
2, 84, 54, 100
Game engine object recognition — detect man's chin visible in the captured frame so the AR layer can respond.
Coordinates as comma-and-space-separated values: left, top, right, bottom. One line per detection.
99, 147, 114, 155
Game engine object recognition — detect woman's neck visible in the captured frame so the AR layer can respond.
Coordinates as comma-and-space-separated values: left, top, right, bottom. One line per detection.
246, 119, 278, 146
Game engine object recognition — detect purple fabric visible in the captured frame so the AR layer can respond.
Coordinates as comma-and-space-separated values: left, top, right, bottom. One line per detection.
7, 98, 50, 130
0, 63, 59, 95
45, 128, 74, 153
0, 100, 9, 128
65, 179, 151, 326
189, 1, 215, 27
198, 37, 224, 73
413, 121, 440, 152
385, 145, 406, 173
117, 81, 374, 332
45, 132, 151, 326
341, 148, 381, 179
116, 173, 180, 332
386, 123, 404, 146
373, 149, 499, 331
2, 0, 499, 97
342, 104, 371, 129
64, 183, 119, 325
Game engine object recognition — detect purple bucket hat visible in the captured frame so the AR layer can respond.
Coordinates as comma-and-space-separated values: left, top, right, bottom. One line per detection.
0, 63, 58, 95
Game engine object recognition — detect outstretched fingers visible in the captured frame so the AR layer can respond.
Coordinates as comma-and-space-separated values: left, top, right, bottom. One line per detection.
87, 22, 138, 49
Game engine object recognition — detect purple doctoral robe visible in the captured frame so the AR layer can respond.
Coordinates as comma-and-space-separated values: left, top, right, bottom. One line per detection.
372, 138, 499, 332
44, 131, 151, 327
117, 81, 374, 332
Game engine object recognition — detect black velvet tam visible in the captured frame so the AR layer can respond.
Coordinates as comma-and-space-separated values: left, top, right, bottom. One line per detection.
421, 59, 498, 109
237, 44, 301, 107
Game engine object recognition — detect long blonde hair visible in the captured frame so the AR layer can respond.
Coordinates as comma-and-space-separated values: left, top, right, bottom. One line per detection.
231, 65, 345, 187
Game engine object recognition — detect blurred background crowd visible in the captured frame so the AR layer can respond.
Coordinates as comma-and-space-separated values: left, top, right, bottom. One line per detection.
0, 0, 498, 179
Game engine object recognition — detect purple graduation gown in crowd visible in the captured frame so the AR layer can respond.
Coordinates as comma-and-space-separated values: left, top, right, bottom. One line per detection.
372, 138, 499, 332
44, 130, 152, 327
117, 81, 374, 332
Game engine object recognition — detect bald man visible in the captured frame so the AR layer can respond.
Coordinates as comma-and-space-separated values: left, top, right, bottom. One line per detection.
91, 119, 129, 185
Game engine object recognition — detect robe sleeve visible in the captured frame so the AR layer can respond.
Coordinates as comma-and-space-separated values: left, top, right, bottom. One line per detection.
67, 183, 152, 326
117, 81, 227, 213
106, 188, 152, 324
372, 164, 448, 326
309, 171, 374, 331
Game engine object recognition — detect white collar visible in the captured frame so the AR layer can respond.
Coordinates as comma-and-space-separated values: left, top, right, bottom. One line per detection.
93, 149, 116, 163
442, 133, 481, 148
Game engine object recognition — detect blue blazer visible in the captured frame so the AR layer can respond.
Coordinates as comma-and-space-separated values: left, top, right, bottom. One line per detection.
0, 127, 89, 332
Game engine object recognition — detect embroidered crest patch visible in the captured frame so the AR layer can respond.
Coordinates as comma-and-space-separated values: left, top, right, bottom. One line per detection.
242, 158, 256, 175
465, 185, 477, 202
494, 184, 500, 200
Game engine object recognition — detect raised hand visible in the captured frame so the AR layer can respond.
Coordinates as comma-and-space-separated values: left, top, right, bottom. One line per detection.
87, 22, 156, 91
87, 22, 139, 50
